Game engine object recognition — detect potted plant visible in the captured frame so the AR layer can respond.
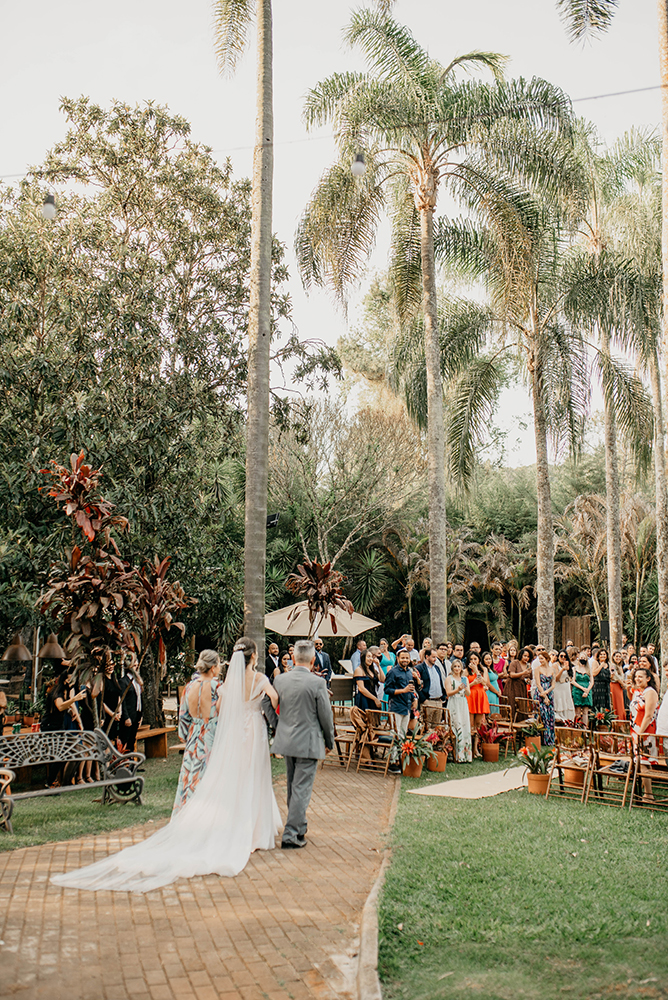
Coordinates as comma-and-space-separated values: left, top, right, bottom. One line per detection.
398, 734, 437, 778
424, 727, 452, 772
522, 719, 544, 751
477, 721, 505, 762
592, 707, 615, 731
517, 744, 556, 794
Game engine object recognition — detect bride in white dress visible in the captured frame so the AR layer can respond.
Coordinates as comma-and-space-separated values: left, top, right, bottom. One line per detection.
51, 638, 282, 892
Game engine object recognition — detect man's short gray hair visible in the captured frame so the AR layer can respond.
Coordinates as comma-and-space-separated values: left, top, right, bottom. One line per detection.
293, 639, 315, 665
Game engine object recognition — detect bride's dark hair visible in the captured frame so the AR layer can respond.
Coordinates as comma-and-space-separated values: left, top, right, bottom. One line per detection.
233, 636, 257, 665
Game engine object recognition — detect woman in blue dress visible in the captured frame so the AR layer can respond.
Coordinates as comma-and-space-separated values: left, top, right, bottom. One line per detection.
482, 651, 501, 713
173, 649, 224, 814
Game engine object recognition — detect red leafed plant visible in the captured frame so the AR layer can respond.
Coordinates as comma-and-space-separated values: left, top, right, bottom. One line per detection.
41, 451, 128, 544
285, 559, 353, 636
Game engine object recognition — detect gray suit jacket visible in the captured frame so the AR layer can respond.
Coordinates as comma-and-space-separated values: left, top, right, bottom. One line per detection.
271, 666, 335, 759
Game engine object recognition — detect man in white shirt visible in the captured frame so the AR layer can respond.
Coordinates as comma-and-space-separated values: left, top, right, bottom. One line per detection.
403, 637, 420, 663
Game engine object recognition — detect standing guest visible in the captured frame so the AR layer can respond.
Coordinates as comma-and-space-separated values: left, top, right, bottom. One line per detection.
465, 652, 489, 758
638, 653, 660, 691
553, 650, 575, 722
627, 666, 659, 799
501, 641, 519, 695
451, 643, 465, 669
481, 651, 501, 713
0, 688, 6, 733
422, 648, 447, 723
571, 651, 594, 727
418, 637, 432, 662
655, 662, 668, 736
445, 660, 472, 762
592, 648, 611, 713
42, 669, 88, 786
506, 647, 532, 722
265, 642, 280, 677
173, 649, 226, 814
379, 639, 396, 672
287, 644, 295, 668
120, 661, 143, 753
102, 657, 123, 743
350, 639, 367, 671
491, 642, 505, 678
402, 637, 420, 663
383, 650, 417, 737
313, 638, 332, 686
610, 651, 627, 721
353, 649, 384, 711
435, 642, 451, 675
271, 651, 292, 681
533, 649, 556, 745
565, 641, 577, 666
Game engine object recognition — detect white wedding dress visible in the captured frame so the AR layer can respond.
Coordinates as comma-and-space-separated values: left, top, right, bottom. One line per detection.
51, 652, 281, 892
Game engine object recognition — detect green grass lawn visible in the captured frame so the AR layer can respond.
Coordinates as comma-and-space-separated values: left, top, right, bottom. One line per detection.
379, 759, 668, 1000
1, 750, 287, 853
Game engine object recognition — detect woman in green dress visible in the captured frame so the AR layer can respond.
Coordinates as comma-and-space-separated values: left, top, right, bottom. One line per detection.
571, 651, 593, 727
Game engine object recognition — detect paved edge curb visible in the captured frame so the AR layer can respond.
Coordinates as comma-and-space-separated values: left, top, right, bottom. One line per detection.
356, 776, 401, 1000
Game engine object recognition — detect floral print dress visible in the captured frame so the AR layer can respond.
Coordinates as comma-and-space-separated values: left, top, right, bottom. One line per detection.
535, 674, 555, 746
172, 678, 223, 815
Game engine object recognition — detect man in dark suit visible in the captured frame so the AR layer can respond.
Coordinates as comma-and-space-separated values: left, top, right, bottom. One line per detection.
313, 637, 332, 686
265, 641, 280, 677
120, 664, 143, 752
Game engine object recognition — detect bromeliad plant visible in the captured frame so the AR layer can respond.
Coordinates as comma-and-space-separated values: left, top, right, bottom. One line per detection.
477, 721, 506, 745
425, 726, 453, 754
592, 707, 616, 730
522, 718, 545, 738
398, 733, 438, 766
517, 743, 556, 774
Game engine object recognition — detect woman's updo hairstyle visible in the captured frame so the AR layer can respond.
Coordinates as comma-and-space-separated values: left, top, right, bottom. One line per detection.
195, 649, 220, 674
232, 636, 257, 665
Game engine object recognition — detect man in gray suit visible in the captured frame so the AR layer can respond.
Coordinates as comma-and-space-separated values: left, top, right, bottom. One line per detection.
271, 638, 335, 849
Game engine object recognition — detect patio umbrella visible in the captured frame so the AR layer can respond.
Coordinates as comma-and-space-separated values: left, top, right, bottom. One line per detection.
264, 601, 380, 637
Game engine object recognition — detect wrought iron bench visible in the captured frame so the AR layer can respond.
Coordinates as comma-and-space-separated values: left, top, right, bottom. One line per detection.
0, 728, 145, 833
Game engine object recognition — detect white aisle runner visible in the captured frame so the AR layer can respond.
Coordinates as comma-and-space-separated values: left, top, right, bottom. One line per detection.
408, 766, 528, 800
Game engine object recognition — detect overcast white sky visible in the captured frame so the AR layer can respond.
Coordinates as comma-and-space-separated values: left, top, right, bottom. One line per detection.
2, 0, 662, 462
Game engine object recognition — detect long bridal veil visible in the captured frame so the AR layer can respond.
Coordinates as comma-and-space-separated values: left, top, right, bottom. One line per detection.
51, 650, 274, 892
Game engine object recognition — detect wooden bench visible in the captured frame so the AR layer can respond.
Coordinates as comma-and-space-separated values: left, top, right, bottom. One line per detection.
0, 728, 145, 834
135, 726, 176, 758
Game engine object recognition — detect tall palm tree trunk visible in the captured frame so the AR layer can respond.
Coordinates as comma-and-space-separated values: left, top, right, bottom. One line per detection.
601, 328, 623, 650
649, 348, 668, 662
419, 201, 447, 643
243, 0, 274, 659
530, 350, 555, 648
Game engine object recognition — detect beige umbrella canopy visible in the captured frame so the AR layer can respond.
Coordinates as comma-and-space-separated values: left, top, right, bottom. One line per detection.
264, 601, 380, 638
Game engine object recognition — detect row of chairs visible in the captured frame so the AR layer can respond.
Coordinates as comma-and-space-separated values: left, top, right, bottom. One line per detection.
544, 724, 668, 810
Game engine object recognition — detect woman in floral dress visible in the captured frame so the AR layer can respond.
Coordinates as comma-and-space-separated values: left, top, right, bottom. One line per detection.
445, 660, 472, 763
173, 649, 223, 814
532, 650, 556, 745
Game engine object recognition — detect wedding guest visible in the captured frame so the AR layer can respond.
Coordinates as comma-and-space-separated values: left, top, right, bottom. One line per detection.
638, 652, 660, 690
265, 641, 280, 677
435, 642, 451, 675
120, 661, 143, 753
445, 660, 472, 762
0, 688, 6, 733
42, 668, 87, 785
102, 658, 124, 743
272, 651, 292, 681
628, 665, 659, 799
506, 647, 532, 722
350, 639, 367, 670
591, 648, 611, 713
491, 642, 505, 678
379, 638, 396, 671
571, 651, 593, 726
173, 649, 223, 814
553, 650, 575, 722
383, 650, 417, 737
610, 651, 627, 720
533, 649, 556, 745
481, 651, 501, 713
655, 662, 668, 736
465, 652, 489, 758
313, 637, 332, 686
353, 649, 384, 711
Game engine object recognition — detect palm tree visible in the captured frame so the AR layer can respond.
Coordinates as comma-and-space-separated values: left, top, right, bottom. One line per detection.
214, 0, 275, 653
296, 7, 574, 643
555, 494, 609, 632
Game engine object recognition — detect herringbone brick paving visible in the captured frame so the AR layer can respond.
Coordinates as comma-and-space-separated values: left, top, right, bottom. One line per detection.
0, 767, 396, 1000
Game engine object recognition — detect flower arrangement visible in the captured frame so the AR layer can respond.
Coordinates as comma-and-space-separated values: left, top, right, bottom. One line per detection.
593, 707, 616, 730
424, 727, 453, 753
477, 721, 505, 745
517, 744, 556, 774
398, 734, 438, 765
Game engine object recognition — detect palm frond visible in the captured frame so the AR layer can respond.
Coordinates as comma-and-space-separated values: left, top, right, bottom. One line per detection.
388, 175, 422, 323
344, 8, 430, 82
441, 51, 508, 83
593, 350, 654, 473
556, 0, 619, 43
444, 354, 506, 487
213, 0, 255, 75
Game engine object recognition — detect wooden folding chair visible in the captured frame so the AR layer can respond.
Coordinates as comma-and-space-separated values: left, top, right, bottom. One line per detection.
628, 734, 668, 811
494, 703, 517, 759
545, 726, 592, 803
322, 714, 359, 769
355, 710, 396, 775
585, 730, 634, 808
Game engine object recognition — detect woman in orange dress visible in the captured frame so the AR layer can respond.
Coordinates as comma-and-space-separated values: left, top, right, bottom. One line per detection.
609, 650, 626, 721
628, 663, 659, 799
465, 652, 490, 758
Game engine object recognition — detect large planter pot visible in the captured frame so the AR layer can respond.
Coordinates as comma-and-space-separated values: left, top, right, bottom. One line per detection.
481, 742, 500, 762
526, 772, 550, 795
525, 735, 541, 752
402, 756, 424, 778
562, 767, 585, 788
426, 751, 447, 773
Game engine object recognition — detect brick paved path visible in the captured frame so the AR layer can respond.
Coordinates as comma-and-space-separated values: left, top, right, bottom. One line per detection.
0, 767, 396, 1000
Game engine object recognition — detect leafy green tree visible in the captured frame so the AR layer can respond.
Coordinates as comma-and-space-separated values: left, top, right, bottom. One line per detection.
296, 7, 574, 643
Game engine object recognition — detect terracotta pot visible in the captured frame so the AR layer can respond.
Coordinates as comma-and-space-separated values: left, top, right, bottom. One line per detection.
426, 751, 447, 772
525, 735, 541, 752
481, 742, 500, 762
562, 767, 585, 787
401, 755, 424, 778
526, 772, 550, 795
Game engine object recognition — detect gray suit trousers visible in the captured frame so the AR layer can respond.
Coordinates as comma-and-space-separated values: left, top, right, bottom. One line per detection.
283, 757, 318, 845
